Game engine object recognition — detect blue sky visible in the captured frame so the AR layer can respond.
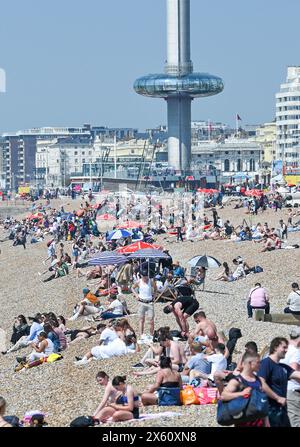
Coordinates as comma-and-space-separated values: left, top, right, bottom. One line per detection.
0, 0, 299, 132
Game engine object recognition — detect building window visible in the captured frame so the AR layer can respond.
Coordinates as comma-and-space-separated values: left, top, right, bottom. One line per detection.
237, 159, 242, 171
224, 159, 230, 172
74, 151, 78, 155
249, 159, 255, 171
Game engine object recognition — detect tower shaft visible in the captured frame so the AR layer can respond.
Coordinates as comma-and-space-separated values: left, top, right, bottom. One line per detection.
166, 0, 192, 75
167, 95, 191, 171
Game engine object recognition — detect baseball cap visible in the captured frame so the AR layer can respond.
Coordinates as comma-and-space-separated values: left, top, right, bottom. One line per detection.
290, 328, 300, 339
82, 288, 90, 294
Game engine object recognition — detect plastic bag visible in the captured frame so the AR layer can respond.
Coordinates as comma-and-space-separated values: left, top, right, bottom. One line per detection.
196, 387, 219, 405
180, 386, 199, 405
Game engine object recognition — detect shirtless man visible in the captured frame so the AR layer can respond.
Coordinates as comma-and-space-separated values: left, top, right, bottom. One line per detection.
134, 334, 186, 376
159, 334, 187, 372
189, 311, 219, 350
163, 295, 199, 337
260, 234, 275, 252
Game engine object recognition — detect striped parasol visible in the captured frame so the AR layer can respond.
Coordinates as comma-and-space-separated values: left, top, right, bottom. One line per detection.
88, 251, 127, 266
107, 229, 132, 240
187, 255, 221, 269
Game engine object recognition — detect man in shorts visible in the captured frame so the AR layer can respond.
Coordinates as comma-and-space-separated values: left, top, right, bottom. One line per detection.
132, 272, 157, 337
163, 295, 199, 337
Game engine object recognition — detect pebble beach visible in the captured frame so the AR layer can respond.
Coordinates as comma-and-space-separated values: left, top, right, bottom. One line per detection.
0, 198, 299, 427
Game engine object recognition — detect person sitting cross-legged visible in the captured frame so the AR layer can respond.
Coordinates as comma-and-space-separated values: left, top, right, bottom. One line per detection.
141, 356, 182, 406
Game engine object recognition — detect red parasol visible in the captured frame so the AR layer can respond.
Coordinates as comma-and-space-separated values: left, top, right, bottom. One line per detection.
116, 241, 162, 254
197, 188, 219, 194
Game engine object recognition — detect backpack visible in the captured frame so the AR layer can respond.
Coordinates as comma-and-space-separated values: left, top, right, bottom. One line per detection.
70, 415, 95, 427
254, 265, 263, 273
3, 415, 21, 427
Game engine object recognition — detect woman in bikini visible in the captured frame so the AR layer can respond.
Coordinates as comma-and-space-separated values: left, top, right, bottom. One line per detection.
97, 376, 140, 422
141, 356, 182, 405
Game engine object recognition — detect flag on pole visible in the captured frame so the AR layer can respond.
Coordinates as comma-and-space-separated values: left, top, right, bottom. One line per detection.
236, 114, 242, 121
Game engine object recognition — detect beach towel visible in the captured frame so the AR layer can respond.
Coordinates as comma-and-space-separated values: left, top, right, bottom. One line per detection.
102, 411, 182, 424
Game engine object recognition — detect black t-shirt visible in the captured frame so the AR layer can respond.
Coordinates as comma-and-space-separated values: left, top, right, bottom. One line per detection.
172, 296, 196, 312
258, 357, 294, 407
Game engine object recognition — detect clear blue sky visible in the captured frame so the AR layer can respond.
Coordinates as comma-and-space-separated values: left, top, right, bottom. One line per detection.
0, 0, 299, 133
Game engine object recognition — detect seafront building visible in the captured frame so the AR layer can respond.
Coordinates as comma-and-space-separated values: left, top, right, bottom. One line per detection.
35, 137, 160, 188
0, 125, 138, 190
256, 122, 277, 165
276, 66, 300, 180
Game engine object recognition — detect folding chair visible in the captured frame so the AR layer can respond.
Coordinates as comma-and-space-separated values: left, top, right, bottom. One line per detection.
154, 284, 178, 303
189, 267, 205, 291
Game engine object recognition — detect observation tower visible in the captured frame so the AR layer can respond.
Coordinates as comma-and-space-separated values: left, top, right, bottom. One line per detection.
134, 0, 224, 172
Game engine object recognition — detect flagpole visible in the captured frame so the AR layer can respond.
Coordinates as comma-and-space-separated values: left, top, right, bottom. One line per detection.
235, 114, 238, 138
208, 119, 211, 141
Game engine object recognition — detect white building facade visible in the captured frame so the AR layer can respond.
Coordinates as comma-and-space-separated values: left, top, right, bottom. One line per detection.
191, 138, 262, 181
276, 66, 300, 173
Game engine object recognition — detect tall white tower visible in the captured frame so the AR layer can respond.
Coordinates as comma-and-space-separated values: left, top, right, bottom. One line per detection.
134, 0, 224, 173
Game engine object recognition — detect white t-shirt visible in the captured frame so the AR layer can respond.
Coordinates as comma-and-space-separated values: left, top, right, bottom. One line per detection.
108, 299, 124, 315
100, 328, 118, 345
287, 291, 300, 312
206, 353, 227, 378
232, 264, 245, 279
280, 345, 300, 391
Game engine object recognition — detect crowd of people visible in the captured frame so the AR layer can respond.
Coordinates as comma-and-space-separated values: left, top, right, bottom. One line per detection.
0, 187, 300, 429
